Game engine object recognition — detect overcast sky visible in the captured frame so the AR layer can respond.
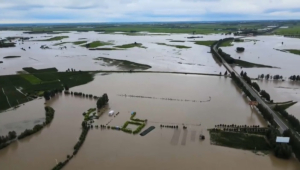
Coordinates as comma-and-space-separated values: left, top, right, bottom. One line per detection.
1, 0, 300, 23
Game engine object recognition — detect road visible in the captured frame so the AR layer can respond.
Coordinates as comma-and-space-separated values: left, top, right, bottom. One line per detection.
212, 42, 288, 133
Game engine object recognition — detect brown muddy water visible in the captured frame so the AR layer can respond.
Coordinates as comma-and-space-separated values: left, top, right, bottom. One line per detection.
255, 79, 300, 120
0, 74, 299, 170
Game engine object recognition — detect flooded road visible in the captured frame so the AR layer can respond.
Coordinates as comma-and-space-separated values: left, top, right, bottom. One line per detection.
1, 74, 298, 170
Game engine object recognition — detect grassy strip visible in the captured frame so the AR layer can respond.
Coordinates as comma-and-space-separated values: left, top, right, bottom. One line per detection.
114, 43, 146, 49
82, 41, 113, 48
209, 130, 271, 150
38, 36, 69, 41
156, 43, 191, 49
194, 40, 233, 47
194, 40, 216, 46
235, 59, 274, 68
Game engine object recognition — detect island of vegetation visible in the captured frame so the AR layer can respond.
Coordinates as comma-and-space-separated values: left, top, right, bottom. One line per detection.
37, 36, 69, 41
82, 41, 113, 48
156, 42, 191, 49
54, 41, 87, 46
114, 42, 146, 49
94, 57, 151, 70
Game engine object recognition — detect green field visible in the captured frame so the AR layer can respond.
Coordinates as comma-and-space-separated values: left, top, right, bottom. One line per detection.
285, 49, 300, 55
82, 41, 113, 48
209, 130, 271, 151
275, 25, 300, 35
0, 67, 96, 111
114, 43, 146, 49
38, 36, 69, 41
19, 74, 42, 85
156, 43, 191, 49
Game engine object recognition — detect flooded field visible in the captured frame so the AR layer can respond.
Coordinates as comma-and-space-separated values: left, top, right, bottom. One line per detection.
0, 31, 228, 75
1, 74, 299, 170
222, 36, 300, 78
255, 80, 300, 120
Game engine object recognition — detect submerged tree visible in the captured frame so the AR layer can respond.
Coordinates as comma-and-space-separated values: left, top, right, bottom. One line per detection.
43, 91, 50, 101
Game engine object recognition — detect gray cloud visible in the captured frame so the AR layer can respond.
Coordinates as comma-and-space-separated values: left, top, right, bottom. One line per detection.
0, 0, 300, 23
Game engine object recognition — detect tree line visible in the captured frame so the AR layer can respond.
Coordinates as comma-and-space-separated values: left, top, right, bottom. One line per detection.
241, 71, 272, 101
18, 106, 55, 140
258, 74, 283, 80
275, 105, 300, 134
96, 93, 109, 109
0, 131, 17, 150
289, 75, 300, 81
231, 72, 277, 126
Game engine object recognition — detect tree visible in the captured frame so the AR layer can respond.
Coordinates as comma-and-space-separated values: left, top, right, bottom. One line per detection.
252, 82, 260, 92
43, 91, 50, 101
266, 74, 270, 80
274, 144, 292, 159
260, 90, 271, 101
8, 131, 17, 140
97, 94, 109, 109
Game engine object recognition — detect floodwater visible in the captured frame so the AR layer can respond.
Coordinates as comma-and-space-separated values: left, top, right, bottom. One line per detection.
255, 79, 300, 120
0, 31, 228, 75
222, 36, 300, 78
1, 74, 299, 170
